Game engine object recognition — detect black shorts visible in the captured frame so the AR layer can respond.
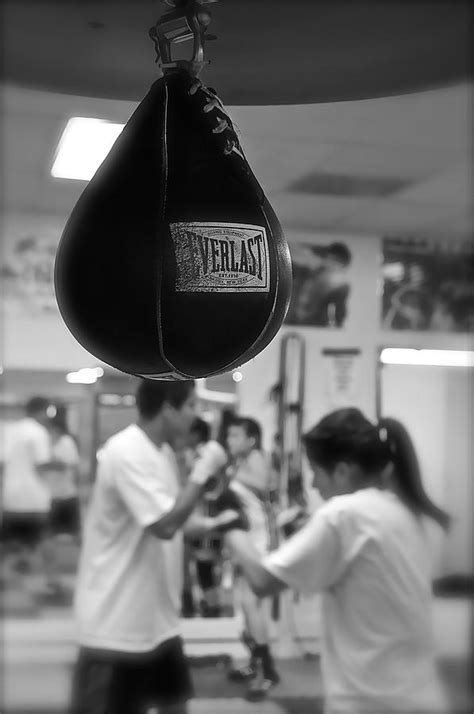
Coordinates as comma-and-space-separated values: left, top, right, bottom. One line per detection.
0, 511, 48, 548
50, 497, 81, 536
70, 636, 194, 714
196, 558, 216, 590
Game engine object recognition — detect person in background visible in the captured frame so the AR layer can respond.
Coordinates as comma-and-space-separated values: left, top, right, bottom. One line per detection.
223, 416, 280, 702
71, 379, 240, 714
293, 242, 352, 327
1, 396, 60, 588
186, 417, 225, 617
383, 261, 432, 330
215, 407, 237, 448
224, 407, 451, 714
44, 408, 81, 598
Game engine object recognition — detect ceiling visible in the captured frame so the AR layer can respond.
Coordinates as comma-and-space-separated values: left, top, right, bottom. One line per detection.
2, 79, 472, 242
1, 1, 472, 244
3, 1, 471, 105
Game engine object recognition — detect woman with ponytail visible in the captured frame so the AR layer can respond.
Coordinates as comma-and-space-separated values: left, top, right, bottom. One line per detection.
225, 407, 450, 713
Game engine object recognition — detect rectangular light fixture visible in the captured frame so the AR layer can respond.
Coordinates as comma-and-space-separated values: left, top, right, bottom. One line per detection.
380, 349, 474, 367
51, 117, 124, 181
66, 367, 104, 384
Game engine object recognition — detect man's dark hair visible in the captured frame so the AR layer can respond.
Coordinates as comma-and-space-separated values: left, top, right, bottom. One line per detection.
135, 379, 195, 420
190, 417, 210, 444
229, 416, 262, 450
25, 396, 50, 416
326, 242, 352, 267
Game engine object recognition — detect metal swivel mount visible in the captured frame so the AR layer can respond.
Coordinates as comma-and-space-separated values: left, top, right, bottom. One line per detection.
149, 0, 219, 77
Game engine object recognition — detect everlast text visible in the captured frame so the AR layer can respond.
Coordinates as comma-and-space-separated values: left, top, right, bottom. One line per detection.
171, 222, 270, 293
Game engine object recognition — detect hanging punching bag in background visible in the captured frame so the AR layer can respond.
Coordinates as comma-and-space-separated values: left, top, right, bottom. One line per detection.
54, 2, 292, 380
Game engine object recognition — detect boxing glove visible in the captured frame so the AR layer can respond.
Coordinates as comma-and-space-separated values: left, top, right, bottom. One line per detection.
189, 440, 228, 486
212, 486, 249, 531
277, 505, 309, 538
54, 71, 292, 379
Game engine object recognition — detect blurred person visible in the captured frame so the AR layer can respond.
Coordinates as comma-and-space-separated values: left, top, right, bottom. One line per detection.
1, 396, 61, 584
431, 283, 474, 332
43, 409, 81, 598
186, 416, 212, 463
185, 417, 224, 617
70, 379, 240, 714
223, 416, 280, 702
383, 262, 432, 330
215, 406, 236, 447
48, 410, 81, 536
224, 407, 451, 713
292, 242, 352, 327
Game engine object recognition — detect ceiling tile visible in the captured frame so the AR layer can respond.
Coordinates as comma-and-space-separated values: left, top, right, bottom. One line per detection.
392, 162, 472, 206
232, 83, 470, 149
315, 143, 463, 180
336, 199, 463, 234
270, 193, 366, 231
425, 209, 473, 240
239, 140, 338, 193
286, 172, 412, 197
2, 83, 471, 233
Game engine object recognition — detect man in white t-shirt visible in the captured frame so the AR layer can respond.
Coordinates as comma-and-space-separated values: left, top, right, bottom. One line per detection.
2, 396, 54, 560
71, 379, 237, 714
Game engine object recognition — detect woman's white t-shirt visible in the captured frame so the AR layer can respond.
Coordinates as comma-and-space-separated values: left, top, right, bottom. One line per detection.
263, 487, 448, 713
75, 425, 183, 653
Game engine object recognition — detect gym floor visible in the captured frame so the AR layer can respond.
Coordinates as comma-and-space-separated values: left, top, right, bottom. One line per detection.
3, 600, 473, 714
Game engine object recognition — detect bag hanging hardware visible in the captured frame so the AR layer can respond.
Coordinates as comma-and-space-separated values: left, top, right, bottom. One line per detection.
150, 0, 247, 162
149, 0, 219, 78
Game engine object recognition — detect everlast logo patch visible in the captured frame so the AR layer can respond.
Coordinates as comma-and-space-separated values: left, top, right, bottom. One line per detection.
171, 222, 270, 293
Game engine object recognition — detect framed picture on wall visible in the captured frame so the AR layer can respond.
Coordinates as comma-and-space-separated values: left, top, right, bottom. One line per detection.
381, 236, 474, 332
285, 241, 353, 328
1, 218, 60, 316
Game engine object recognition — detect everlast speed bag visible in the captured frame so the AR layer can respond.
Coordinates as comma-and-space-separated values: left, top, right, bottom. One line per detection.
54, 71, 292, 379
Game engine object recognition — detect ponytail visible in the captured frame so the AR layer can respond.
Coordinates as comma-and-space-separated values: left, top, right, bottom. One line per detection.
378, 417, 451, 531
304, 407, 451, 531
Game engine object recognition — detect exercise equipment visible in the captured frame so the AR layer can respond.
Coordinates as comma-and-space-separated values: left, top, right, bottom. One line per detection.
275, 332, 307, 510
54, 1, 292, 379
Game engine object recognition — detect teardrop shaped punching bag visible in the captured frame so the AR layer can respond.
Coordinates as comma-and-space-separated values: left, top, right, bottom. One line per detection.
54, 71, 292, 379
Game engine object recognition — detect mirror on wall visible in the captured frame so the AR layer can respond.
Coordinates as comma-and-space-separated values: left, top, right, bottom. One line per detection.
377, 349, 473, 593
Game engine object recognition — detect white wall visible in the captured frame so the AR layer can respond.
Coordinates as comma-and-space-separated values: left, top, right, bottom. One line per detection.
238, 230, 473, 577
238, 232, 381, 451
3, 213, 472, 577
443, 369, 474, 574
381, 364, 473, 575
1, 212, 113, 371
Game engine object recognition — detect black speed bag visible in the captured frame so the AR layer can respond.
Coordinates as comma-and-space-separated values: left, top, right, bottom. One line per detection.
54, 70, 292, 379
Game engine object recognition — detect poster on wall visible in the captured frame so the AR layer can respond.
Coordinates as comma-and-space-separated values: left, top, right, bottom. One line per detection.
1, 217, 62, 316
381, 237, 474, 332
322, 348, 362, 411
285, 241, 353, 327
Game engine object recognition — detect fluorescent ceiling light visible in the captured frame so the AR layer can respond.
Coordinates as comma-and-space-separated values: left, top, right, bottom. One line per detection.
381, 349, 474, 367
66, 367, 104, 384
51, 118, 124, 181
